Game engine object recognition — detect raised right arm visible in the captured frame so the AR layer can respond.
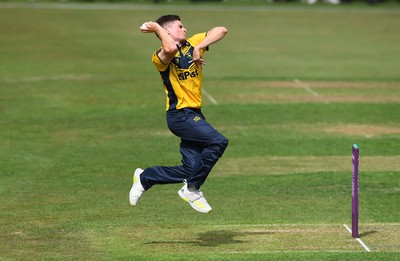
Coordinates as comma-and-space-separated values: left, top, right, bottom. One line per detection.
140, 21, 177, 64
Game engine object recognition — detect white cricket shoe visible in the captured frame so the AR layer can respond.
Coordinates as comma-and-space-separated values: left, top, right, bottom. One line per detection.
129, 168, 145, 206
178, 182, 212, 214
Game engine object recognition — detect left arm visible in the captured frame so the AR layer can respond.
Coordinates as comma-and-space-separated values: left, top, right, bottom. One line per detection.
192, 26, 228, 66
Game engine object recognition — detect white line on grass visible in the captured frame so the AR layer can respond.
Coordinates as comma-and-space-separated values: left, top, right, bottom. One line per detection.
225, 250, 367, 254
294, 78, 330, 104
343, 224, 372, 252
211, 223, 334, 227
202, 88, 218, 105
1, 74, 93, 83
1, 3, 400, 14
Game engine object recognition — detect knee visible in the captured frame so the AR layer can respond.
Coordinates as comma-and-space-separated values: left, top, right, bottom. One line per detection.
219, 137, 229, 150
201, 134, 229, 160
213, 136, 228, 155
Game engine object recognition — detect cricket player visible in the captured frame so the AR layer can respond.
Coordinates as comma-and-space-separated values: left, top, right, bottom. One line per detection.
129, 15, 229, 213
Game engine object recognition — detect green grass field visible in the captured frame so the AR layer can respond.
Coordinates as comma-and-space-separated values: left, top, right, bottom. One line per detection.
1, 2, 400, 260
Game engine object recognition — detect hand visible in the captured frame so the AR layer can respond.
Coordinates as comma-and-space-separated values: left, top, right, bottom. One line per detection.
190, 47, 206, 67
139, 21, 154, 33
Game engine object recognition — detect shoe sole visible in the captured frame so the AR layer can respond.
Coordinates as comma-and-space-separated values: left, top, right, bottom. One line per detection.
129, 168, 143, 207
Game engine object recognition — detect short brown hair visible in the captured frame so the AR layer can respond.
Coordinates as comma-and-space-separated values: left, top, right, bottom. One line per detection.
155, 15, 181, 27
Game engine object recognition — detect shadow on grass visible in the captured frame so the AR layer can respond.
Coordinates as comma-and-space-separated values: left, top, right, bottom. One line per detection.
359, 230, 377, 238
144, 230, 272, 247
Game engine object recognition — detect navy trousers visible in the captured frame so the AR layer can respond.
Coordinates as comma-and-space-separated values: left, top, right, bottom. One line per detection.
140, 108, 228, 190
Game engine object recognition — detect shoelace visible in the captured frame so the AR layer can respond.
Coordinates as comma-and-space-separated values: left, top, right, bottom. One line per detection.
183, 180, 206, 202
189, 190, 206, 203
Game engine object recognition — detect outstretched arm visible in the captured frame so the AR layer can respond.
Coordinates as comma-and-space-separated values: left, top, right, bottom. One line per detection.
140, 21, 178, 64
192, 26, 228, 67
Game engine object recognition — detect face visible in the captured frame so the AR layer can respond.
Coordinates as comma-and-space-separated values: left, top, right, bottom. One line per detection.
165, 20, 187, 43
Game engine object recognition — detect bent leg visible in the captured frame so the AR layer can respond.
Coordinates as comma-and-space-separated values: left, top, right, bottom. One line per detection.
187, 130, 228, 189
140, 109, 228, 190
168, 109, 228, 190
139, 140, 203, 190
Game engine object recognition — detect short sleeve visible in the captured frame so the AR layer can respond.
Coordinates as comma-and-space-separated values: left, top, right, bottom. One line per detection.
187, 33, 209, 53
152, 48, 168, 72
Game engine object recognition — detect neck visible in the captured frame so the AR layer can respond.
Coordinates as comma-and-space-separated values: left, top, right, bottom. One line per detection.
177, 39, 187, 47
